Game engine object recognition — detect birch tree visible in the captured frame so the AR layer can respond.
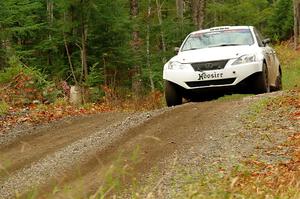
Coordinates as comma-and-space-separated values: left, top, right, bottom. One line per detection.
147, 0, 155, 91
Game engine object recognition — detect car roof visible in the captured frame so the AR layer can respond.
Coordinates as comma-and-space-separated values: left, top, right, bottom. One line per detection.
191, 26, 253, 34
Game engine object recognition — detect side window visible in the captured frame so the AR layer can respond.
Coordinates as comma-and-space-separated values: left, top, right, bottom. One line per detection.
253, 28, 264, 47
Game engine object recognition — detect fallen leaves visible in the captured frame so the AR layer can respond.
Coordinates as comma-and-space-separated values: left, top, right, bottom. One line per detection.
0, 91, 164, 133
231, 90, 300, 197
293, 111, 300, 120
0, 101, 115, 133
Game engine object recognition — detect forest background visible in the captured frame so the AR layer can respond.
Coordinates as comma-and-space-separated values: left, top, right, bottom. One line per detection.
0, 0, 296, 108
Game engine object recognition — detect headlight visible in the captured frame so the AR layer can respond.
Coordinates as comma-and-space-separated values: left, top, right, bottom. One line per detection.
232, 54, 257, 65
167, 61, 189, 70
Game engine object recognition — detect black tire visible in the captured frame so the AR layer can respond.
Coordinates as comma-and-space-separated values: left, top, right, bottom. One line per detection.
165, 81, 182, 107
254, 62, 270, 94
272, 67, 282, 91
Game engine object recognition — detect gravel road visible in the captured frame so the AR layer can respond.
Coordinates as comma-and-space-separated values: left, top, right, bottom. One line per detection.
0, 92, 297, 199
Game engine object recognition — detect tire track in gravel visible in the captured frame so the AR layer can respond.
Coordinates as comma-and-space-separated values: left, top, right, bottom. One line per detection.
0, 113, 130, 181
37, 100, 241, 199
0, 110, 166, 199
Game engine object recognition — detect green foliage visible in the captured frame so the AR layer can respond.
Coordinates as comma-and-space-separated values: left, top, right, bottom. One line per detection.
85, 63, 104, 87
0, 56, 49, 90
88, 87, 105, 103
205, 0, 293, 40
0, 0, 46, 64
42, 84, 62, 103
268, 0, 294, 41
206, 0, 270, 27
0, 64, 22, 84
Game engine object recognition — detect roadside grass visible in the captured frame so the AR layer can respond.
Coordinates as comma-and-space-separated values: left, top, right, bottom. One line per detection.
275, 44, 300, 90
217, 94, 252, 102
245, 97, 272, 122
0, 101, 9, 116
90, 146, 142, 199
282, 58, 300, 89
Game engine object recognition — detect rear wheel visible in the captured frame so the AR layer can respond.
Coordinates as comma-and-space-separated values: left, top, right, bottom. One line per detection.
254, 62, 270, 94
165, 81, 182, 107
272, 67, 282, 91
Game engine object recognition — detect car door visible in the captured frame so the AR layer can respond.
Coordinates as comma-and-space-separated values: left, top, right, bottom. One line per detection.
253, 28, 277, 85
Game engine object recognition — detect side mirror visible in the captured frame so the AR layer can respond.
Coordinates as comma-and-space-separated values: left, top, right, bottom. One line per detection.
174, 47, 180, 53
262, 38, 271, 46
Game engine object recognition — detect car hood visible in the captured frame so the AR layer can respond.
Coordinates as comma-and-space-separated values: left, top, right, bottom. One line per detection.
171, 45, 257, 63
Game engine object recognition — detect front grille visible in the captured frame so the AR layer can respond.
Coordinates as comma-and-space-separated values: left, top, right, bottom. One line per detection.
191, 60, 229, 71
186, 78, 236, 88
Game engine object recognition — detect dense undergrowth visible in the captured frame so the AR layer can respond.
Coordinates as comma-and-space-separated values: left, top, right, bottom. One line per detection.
0, 59, 164, 132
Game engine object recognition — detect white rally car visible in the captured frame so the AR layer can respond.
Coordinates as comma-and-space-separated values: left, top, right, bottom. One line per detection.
163, 26, 282, 106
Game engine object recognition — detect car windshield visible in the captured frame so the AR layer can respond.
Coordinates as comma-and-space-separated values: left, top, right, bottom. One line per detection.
181, 29, 254, 51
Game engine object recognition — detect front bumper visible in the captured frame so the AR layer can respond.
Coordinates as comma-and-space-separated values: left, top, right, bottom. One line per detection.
163, 61, 263, 90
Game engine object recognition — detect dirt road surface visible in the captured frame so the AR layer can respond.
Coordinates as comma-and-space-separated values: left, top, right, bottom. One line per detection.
0, 93, 293, 198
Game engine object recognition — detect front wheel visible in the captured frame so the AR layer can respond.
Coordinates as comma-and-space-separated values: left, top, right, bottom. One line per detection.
165, 81, 182, 107
254, 62, 270, 94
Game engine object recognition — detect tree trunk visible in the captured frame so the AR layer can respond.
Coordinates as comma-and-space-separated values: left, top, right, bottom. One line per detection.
0, 24, 6, 69
47, 0, 54, 40
63, 12, 78, 85
80, 0, 88, 82
81, 23, 88, 81
70, 85, 82, 106
102, 54, 107, 86
47, 0, 54, 65
176, 0, 184, 20
176, 0, 184, 37
156, 0, 167, 63
63, 34, 78, 85
191, 0, 206, 29
147, 0, 155, 91
198, 0, 206, 29
130, 0, 142, 96
294, 0, 300, 49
